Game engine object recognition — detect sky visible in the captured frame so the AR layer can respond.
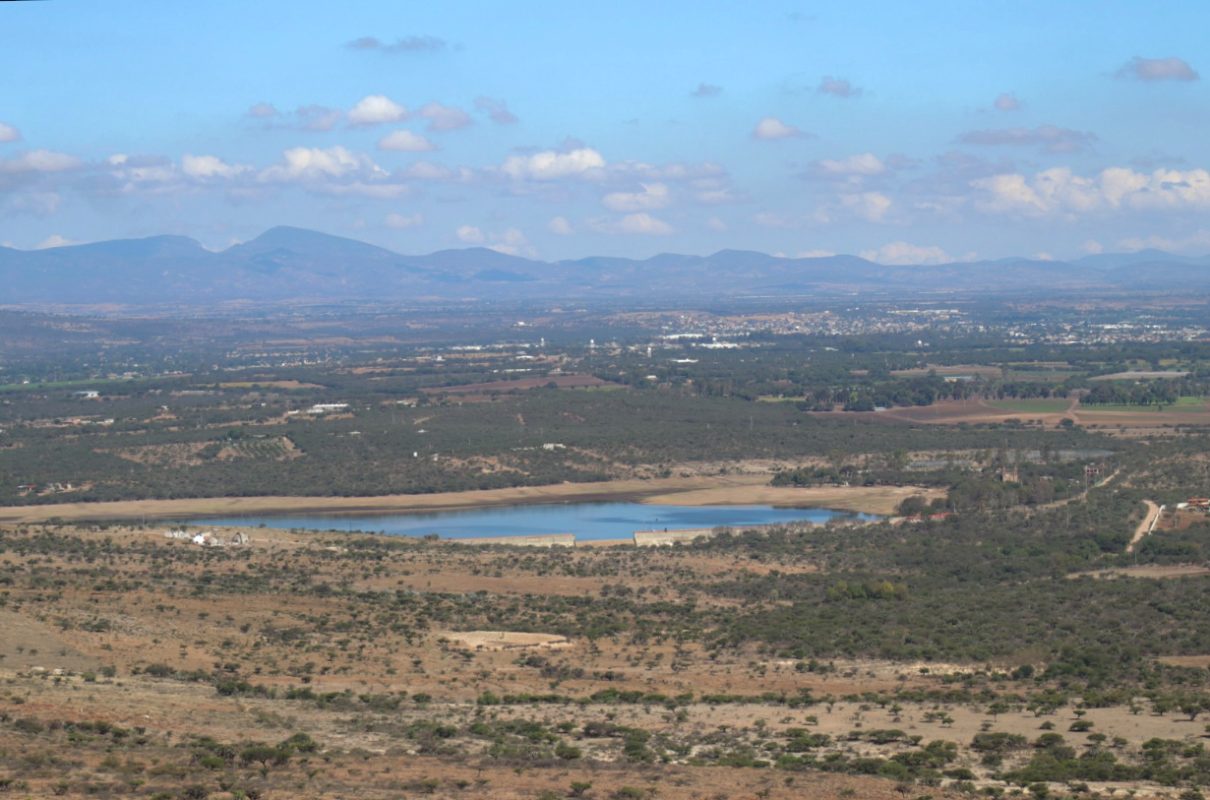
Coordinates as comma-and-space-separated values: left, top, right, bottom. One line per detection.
3, 0, 1210, 263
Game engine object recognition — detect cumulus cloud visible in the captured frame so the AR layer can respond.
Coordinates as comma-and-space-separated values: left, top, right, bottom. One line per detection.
613, 213, 673, 235
348, 95, 408, 126
0, 149, 81, 174
418, 102, 472, 132
860, 241, 952, 265
246, 102, 279, 119
972, 165, 1210, 216
548, 216, 574, 235
34, 234, 77, 250
347, 35, 447, 53
840, 191, 892, 221
378, 130, 436, 152
602, 182, 669, 212
707, 216, 727, 232
691, 82, 722, 98
993, 93, 1021, 111
258, 146, 391, 196
181, 154, 250, 180
958, 125, 1097, 154
1116, 56, 1199, 82
752, 116, 805, 140
501, 147, 606, 180
385, 212, 423, 229
487, 227, 533, 256
456, 224, 485, 244
818, 76, 862, 98
0, 122, 21, 143
812, 153, 887, 177
96, 154, 179, 194
474, 96, 518, 125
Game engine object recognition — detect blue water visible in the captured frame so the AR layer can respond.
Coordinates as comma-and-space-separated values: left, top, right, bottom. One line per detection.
188, 502, 874, 541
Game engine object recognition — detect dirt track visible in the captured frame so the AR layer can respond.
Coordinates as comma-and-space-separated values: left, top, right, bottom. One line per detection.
1127, 499, 1162, 553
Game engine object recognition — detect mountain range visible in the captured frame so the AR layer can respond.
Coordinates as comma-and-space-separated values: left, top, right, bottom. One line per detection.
2, 226, 1209, 307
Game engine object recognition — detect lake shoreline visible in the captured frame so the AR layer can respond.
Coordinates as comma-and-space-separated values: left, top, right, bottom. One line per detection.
0, 476, 938, 524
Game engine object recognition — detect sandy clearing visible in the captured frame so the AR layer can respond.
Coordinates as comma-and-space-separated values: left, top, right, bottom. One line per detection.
0, 475, 931, 523
1068, 564, 1210, 581
1158, 655, 1210, 668
439, 631, 573, 651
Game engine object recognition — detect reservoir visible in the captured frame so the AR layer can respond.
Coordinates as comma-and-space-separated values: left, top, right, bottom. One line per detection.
188, 502, 874, 542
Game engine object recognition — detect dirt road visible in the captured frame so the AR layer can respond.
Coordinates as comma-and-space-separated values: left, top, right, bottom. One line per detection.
1127, 500, 1162, 553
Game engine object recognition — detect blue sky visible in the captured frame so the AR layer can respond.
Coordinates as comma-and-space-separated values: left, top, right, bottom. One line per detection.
3, 0, 1210, 262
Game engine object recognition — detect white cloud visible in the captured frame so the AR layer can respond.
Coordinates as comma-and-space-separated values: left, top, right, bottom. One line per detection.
993, 93, 1021, 111
488, 227, 533, 256
707, 216, 728, 232
602, 182, 670, 212
548, 216, 574, 235
501, 147, 606, 180
456, 224, 485, 244
860, 241, 952, 265
418, 102, 472, 132
972, 166, 1210, 216
0, 149, 81, 173
1116, 56, 1199, 82
818, 76, 862, 98
797, 249, 836, 258
260, 146, 380, 181
34, 234, 77, 250
752, 116, 805, 140
0, 122, 20, 143
181, 154, 249, 180
348, 95, 408, 126
840, 191, 892, 221
1082, 239, 1104, 254
378, 130, 436, 152
814, 153, 886, 177
614, 213, 673, 235
385, 212, 423, 229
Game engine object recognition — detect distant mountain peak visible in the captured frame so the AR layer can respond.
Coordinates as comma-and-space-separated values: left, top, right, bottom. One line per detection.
1, 225, 1208, 306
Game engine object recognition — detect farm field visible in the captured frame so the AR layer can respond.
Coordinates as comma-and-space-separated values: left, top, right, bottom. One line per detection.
985, 398, 1073, 414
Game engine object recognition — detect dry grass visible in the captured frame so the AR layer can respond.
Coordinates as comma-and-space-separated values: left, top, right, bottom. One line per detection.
0, 523, 1194, 799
